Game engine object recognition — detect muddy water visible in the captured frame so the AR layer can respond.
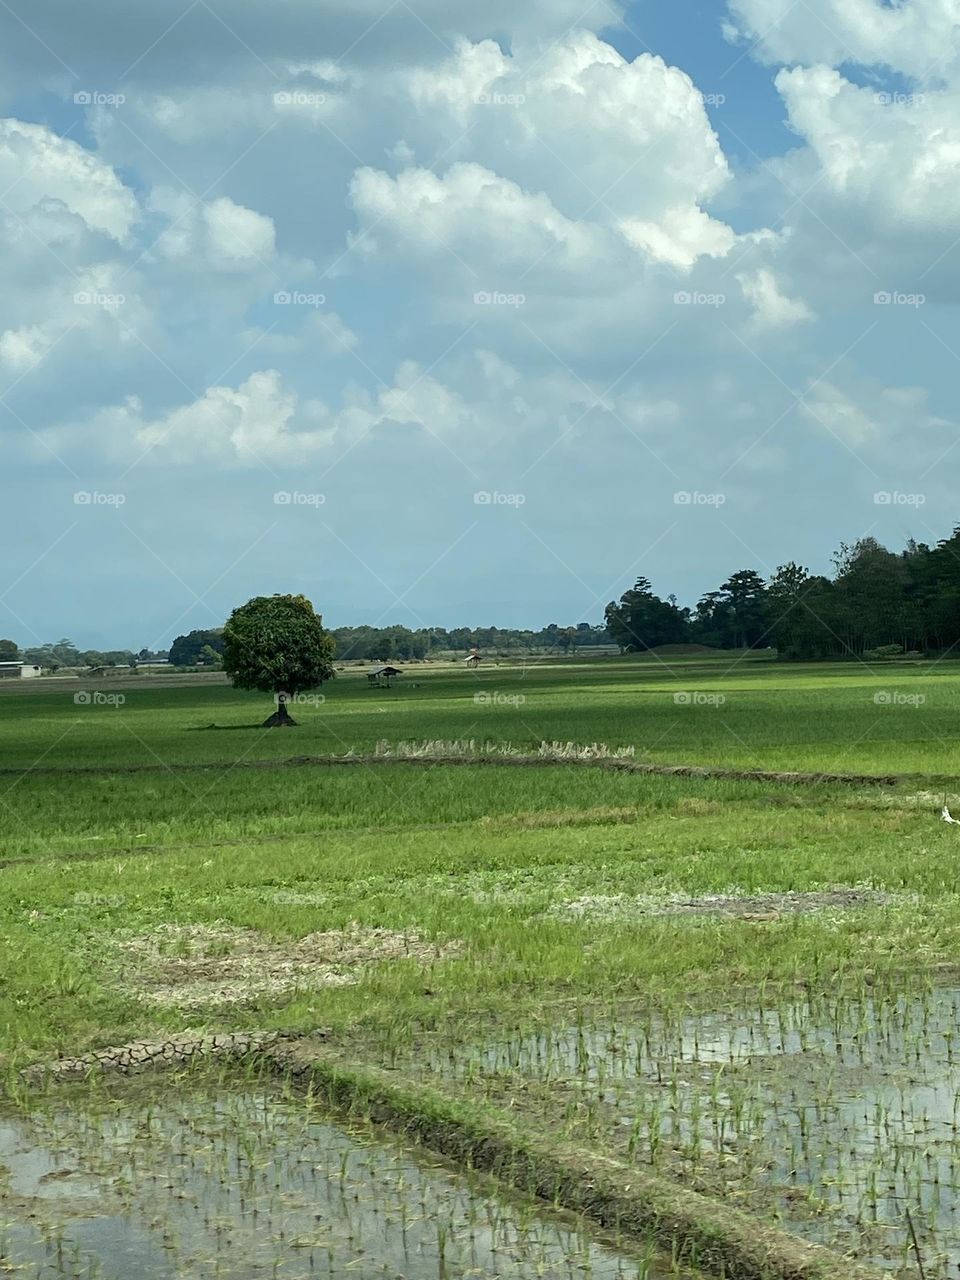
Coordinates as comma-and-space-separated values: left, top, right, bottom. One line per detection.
413, 988, 960, 1276
0, 1084, 678, 1279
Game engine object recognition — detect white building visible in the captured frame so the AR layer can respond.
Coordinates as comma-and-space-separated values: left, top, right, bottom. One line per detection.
0, 662, 42, 679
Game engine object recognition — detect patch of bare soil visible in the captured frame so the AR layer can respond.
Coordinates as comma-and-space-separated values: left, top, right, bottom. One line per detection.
110, 922, 460, 1009
543, 887, 892, 924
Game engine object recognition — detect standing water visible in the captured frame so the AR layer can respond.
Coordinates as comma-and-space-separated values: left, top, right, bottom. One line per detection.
410, 987, 960, 1275
0, 1080, 686, 1279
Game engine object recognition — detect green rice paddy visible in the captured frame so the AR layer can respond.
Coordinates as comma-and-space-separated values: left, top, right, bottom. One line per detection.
0, 1076, 678, 1279
3, 653, 960, 1276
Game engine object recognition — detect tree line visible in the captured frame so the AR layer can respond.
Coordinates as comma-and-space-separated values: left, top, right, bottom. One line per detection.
0, 639, 165, 670
330, 622, 612, 660
166, 622, 613, 665
0, 623, 613, 670
605, 527, 960, 659
8, 522, 960, 667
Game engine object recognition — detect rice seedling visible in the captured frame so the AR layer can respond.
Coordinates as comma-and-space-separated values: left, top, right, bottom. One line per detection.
374, 985, 960, 1273
5, 655, 960, 1276
0, 1078, 688, 1279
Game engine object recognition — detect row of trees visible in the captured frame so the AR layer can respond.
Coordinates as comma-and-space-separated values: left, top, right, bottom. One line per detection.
605, 526, 960, 659
0, 622, 613, 673
13, 523, 960, 670
331, 622, 611, 660
0, 639, 164, 669
166, 622, 613, 664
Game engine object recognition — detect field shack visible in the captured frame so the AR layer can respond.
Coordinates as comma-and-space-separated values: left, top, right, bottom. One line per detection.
368, 665, 403, 688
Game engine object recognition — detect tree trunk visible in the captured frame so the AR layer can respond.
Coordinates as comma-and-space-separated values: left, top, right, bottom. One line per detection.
262, 692, 297, 727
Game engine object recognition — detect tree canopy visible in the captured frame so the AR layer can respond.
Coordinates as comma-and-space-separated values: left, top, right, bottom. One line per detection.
605, 578, 689, 652
601, 525, 960, 659
222, 594, 335, 724
169, 628, 224, 666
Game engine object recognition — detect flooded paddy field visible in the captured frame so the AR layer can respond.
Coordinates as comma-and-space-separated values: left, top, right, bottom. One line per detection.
0, 1078, 690, 1280
384, 985, 960, 1277
11, 665, 960, 1278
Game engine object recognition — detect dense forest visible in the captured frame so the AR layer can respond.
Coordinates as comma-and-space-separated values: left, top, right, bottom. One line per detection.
9, 525, 960, 667
606, 530, 960, 659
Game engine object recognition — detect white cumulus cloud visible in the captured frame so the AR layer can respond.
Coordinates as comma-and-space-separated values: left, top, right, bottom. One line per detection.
727, 0, 960, 85
0, 118, 137, 242
737, 267, 814, 328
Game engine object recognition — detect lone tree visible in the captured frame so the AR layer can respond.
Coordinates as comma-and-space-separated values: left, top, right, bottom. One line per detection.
222, 594, 335, 726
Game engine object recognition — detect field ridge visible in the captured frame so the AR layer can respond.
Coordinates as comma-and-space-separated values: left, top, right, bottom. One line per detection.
0, 750, 901, 786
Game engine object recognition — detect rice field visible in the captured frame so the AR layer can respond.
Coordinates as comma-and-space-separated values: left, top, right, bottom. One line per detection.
1, 651, 958, 775
4, 655, 960, 1277
0, 1076, 679, 1279
380, 985, 960, 1273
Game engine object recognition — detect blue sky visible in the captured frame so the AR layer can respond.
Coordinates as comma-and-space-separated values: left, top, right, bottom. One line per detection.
2, 0, 960, 649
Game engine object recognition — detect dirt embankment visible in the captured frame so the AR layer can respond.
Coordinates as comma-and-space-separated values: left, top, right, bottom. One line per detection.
0, 751, 901, 786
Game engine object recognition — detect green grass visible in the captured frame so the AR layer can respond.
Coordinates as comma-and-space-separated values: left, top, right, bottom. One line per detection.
1, 653, 958, 1061
0, 763, 899, 861
2, 765, 957, 1059
5, 654, 960, 1275
2, 652, 959, 774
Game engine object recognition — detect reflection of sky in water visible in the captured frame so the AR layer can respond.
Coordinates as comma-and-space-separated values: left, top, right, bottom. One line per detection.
0, 1119, 106, 1202
423, 989, 960, 1272
0, 1091, 672, 1280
